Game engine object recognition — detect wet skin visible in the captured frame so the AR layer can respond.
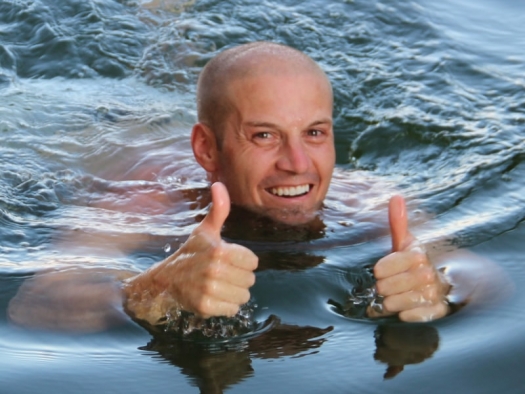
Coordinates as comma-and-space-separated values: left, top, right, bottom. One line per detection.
8, 45, 459, 331
210, 71, 335, 225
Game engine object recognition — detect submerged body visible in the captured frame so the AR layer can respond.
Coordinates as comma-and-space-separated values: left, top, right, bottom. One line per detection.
6, 42, 498, 333
1, 0, 524, 392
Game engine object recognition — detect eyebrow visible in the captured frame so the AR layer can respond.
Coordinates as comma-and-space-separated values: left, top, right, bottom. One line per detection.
244, 118, 333, 129
309, 118, 333, 128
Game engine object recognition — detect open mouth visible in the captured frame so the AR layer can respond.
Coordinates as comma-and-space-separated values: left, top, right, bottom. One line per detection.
268, 184, 311, 198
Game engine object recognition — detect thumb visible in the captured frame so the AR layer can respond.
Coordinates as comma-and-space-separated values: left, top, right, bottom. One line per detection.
388, 195, 414, 251
199, 182, 230, 237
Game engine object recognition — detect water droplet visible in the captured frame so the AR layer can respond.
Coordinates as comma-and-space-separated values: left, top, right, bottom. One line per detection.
163, 243, 171, 253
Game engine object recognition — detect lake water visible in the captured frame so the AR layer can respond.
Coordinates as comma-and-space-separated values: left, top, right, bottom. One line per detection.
1, 0, 525, 393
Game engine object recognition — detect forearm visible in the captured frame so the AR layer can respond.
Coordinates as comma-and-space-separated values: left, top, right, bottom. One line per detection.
8, 268, 137, 332
121, 266, 182, 326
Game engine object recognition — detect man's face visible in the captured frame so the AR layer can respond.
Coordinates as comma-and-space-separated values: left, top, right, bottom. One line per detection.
213, 70, 335, 225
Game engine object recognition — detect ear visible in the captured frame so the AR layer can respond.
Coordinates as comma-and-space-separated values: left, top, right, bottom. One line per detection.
191, 122, 219, 174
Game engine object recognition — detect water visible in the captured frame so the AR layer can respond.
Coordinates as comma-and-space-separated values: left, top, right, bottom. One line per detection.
1, 0, 525, 392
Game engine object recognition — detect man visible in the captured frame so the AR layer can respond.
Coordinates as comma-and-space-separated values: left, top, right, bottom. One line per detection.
120, 41, 450, 327
8, 42, 451, 331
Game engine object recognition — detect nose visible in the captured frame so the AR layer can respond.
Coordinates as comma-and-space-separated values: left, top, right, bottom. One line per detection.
276, 137, 310, 174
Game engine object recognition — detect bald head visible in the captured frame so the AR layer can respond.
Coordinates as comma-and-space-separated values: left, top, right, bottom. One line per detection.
196, 42, 332, 147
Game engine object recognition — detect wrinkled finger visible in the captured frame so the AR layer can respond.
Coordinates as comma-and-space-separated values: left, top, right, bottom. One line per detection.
193, 295, 241, 318
224, 242, 259, 271
377, 265, 438, 296
200, 279, 252, 306
383, 291, 434, 313
398, 302, 450, 323
376, 271, 423, 296
200, 258, 256, 289
220, 264, 256, 289
374, 250, 427, 279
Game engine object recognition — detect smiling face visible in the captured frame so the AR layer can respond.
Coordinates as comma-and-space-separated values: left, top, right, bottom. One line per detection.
210, 68, 335, 225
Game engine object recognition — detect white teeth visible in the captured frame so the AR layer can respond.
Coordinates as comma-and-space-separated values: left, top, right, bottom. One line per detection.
270, 184, 310, 197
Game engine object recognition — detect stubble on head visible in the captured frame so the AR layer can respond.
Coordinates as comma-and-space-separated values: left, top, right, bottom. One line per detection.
196, 41, 333, 148
195, 42, 335, 226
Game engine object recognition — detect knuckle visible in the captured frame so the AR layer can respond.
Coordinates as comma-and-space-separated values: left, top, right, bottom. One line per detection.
203, 262, 222, 279
209, 245, 224, 261
195, 296, 212, 316
200, 279, 217, 296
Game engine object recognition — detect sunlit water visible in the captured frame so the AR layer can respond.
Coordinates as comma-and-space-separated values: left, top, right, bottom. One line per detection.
1, 0, 525, 393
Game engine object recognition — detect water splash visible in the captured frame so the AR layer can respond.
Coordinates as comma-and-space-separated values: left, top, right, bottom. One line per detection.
164, 301, 258, 340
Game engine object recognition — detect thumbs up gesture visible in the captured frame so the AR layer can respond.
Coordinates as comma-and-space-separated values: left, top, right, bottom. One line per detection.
369, 195, 450, 322
123, 182, 258, 325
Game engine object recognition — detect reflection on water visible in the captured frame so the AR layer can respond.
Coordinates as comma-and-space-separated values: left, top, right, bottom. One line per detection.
1, 0, 525, 392
139, 321, 439, 392
374, 324, 439, 380
141, 322, 333, 393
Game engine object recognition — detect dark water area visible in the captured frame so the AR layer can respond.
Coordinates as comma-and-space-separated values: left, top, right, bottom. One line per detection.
1, 0, 525, 393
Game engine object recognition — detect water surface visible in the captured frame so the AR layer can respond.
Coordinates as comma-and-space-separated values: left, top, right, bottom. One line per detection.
1, 0, 525, 393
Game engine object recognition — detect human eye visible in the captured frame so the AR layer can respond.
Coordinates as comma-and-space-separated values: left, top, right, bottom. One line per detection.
251, 131, 279, 147
305, 126, 333, 146
305, 128, 329, 142
307, 129, 323, 137
253, 131, 271, 139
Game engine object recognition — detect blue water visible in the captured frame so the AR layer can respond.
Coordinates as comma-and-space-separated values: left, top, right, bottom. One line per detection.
1, 0, 525, 392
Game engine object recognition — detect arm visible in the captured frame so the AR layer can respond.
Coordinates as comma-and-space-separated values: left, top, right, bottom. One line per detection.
8, 268, 136, 332
122, 184, 258, 326
8, 183, 258, 332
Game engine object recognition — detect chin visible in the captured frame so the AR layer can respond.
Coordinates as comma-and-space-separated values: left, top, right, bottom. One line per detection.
260, 206, 319, 226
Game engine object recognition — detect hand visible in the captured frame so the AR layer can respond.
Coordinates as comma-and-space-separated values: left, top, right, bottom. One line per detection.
123, 182, 258, 325
369, 195, 450, 322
